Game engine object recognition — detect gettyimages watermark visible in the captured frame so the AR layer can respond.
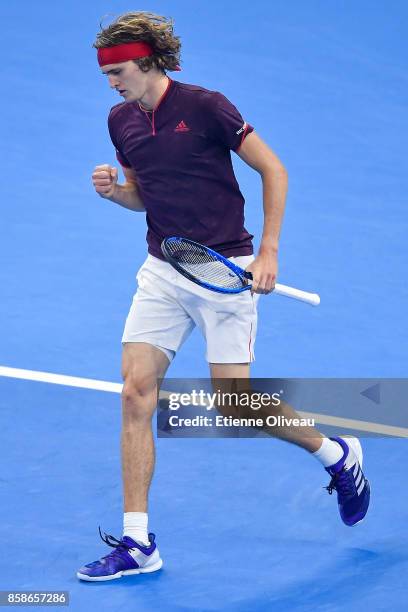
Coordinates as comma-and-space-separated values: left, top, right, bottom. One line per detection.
167, 388, 281, 410
157, 378, 408, 438
165, 388, 314, 430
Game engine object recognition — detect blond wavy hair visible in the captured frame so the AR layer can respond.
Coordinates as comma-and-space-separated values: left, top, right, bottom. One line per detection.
93, 11, 181, 73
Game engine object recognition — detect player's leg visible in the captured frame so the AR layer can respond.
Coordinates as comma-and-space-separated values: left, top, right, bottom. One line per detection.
201, 249, 370, 526
119, 254, 194, 518
209, 362, 370, 526
211, 362, 370, 525
77, 342, 169, 582
77, 256, 195, 581
121, 341, 170, 515
210, 362, 323, 451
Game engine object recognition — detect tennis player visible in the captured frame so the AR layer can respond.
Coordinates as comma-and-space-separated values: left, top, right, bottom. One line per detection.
77, 11, 370, 581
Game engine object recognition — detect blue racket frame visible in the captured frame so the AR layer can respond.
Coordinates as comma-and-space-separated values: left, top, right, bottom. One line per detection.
161, 237, 253, 294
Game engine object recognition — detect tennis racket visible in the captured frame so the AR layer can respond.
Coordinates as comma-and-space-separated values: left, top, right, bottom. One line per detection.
161, 237, 320, 306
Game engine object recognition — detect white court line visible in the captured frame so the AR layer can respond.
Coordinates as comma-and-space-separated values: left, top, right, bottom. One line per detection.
1, 365, 407, 437
0, 366, 123, 394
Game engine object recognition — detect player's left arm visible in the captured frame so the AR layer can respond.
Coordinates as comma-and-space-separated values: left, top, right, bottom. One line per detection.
236, 131, 288, 294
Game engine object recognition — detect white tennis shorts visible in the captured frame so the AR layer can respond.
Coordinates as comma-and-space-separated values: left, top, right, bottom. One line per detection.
122, 254, 260, 363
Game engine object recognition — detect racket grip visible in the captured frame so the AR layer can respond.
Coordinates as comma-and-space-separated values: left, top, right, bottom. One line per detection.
274, 283, 320, 306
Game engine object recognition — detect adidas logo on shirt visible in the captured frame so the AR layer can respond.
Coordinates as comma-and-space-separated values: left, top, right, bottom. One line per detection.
174, 120, 190, 132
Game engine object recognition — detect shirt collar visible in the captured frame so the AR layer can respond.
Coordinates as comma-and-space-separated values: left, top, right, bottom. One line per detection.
138, 77, 174, 113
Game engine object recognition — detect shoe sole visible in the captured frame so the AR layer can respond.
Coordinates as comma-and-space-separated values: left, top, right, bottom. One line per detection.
77, 558, 163, 581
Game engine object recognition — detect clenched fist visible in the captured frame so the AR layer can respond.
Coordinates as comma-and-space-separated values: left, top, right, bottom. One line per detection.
92, 164, 118, 198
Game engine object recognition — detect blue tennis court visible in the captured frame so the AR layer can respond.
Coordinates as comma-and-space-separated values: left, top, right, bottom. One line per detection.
1, 1, 407, 610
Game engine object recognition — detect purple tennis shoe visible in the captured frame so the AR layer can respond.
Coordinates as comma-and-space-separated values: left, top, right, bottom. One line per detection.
325, 436, 370, 526
77, 528, 163, 581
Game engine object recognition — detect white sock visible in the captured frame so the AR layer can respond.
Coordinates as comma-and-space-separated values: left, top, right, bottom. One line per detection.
313, 437, 344, 468
123, 512, 149, 546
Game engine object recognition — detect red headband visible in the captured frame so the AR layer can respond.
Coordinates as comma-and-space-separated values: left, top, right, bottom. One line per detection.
97, 41, 181, 70
97, 42, 154, 66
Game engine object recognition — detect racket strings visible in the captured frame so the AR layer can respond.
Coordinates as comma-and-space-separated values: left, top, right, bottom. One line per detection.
165, 241, 244, 289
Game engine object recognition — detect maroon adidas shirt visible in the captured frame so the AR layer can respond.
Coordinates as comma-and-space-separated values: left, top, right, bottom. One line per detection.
108, 78, 254, 260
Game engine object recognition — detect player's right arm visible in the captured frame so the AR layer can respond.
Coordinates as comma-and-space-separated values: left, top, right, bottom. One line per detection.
92, 164, 145, 212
